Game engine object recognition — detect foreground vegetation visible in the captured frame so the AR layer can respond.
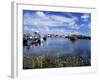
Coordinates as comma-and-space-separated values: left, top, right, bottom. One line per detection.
23, 54, 90, 69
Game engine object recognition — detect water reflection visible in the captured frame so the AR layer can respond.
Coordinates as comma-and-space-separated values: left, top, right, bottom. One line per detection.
23, 38, 90, 59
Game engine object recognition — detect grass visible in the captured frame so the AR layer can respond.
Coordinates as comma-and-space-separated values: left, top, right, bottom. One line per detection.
23, 54, 91, 69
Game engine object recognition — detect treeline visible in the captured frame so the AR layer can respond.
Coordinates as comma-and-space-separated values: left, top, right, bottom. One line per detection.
65, 35, 91, 40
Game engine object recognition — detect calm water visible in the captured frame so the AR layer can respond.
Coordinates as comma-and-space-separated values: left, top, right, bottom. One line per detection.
23, 38, 91, 58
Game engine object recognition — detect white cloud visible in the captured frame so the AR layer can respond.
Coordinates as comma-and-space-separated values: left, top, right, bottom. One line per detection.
68, 21, 79, 30
23, 11, 80, 32
88, 23, 91, 30
24, 12, 65, 27
80, 23, 91, 30
36, 11, 45, 17
50, 15, 73, 23
48, 29, 67, 35
64, 30, 82, 36
81, 14, 90, 22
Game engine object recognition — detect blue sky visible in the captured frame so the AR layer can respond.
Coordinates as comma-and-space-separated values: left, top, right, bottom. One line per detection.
23, 10, 91, 36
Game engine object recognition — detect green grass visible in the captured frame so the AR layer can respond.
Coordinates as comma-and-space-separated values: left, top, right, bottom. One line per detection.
23, 54, 91, 69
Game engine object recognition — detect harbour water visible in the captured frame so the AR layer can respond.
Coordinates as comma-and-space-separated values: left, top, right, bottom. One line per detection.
23, 38, 91, 58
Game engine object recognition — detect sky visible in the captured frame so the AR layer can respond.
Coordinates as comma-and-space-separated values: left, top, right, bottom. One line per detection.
23, 10, 91, 36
